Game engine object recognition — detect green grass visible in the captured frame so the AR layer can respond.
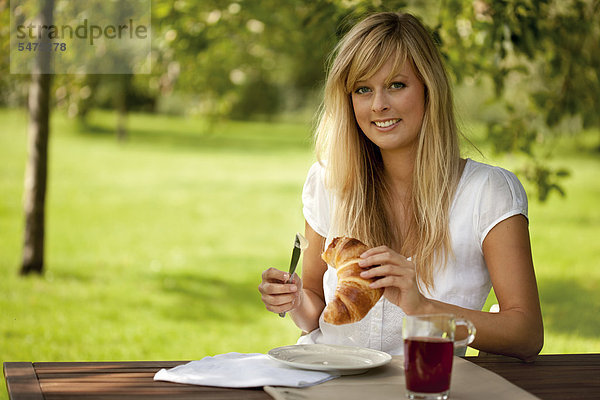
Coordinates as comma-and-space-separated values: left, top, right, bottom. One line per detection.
0, 109, 314, 399
1, 108, 599, 399
462, 123, 600, 355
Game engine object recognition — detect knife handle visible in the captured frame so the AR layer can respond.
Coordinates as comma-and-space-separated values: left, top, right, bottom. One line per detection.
278, 276, 294, 317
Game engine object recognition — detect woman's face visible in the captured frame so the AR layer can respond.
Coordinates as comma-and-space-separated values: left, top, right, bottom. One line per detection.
351, 57, 425, 157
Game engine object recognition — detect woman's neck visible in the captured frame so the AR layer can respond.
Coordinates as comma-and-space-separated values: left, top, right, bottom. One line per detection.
381, 148, 416, 200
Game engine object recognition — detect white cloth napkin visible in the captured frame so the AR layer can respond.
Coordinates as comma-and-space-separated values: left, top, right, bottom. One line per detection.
153, 352, 339, 388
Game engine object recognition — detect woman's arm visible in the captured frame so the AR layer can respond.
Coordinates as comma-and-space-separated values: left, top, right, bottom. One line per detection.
360, 214, 543, 361
468, 214, 543, 360
258, 221, 327, 333
289, 222, 328, 332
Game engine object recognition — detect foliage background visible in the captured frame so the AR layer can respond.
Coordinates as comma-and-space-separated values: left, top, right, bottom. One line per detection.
1, 1, 599, 398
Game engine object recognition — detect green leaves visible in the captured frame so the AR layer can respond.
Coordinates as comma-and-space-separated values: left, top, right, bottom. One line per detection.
3, 0, 597, 200
519, 163, 571, 202
440, 0, 599, 201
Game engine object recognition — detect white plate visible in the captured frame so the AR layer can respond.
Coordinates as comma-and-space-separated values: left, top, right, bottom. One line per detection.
268, 344, 392, 375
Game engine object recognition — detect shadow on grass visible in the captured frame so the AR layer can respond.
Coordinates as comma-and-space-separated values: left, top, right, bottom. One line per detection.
156, 270, 264, 324
538, 276, 600, 339
77, 120, 312, 154
78, 122, 115, 136
133, 128, 311, 153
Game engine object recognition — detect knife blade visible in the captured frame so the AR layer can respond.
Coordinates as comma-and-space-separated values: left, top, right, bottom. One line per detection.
279, 233, 307, 317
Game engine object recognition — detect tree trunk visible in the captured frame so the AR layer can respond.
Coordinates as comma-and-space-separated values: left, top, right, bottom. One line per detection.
116, 75, 128, 141
21, 0, 54, 275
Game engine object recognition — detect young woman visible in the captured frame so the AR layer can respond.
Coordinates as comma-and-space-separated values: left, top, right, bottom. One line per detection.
258, 12, 543, 361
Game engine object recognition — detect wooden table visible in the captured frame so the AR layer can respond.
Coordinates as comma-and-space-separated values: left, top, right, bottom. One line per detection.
4, 354, 600, 400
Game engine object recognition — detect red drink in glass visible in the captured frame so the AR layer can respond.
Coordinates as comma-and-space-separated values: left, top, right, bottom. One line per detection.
404, 337, 454, 395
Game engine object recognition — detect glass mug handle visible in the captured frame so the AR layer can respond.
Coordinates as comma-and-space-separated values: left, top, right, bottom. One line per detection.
454, 318, 476, 348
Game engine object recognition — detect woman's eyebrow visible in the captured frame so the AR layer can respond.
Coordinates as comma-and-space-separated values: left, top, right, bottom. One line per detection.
351, 81, 369, 91
389, 73, 409, 80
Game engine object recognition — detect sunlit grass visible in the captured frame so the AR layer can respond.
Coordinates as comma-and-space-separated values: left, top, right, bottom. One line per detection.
1, 108, 599, 398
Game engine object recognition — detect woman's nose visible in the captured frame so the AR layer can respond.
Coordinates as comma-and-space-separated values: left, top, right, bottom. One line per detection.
371, 90, 390, 112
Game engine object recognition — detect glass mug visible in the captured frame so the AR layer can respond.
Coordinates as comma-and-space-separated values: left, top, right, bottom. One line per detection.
402, 314, 476, 400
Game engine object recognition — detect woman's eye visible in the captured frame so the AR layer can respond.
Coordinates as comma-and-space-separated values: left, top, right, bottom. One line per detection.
354, 86, 371, 95
390, 82, 406, 89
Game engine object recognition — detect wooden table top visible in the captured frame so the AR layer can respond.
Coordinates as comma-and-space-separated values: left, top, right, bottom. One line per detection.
4, 354, 600, 400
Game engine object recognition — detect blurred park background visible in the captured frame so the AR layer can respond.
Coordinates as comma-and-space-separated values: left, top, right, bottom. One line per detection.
1, 0, 599, 397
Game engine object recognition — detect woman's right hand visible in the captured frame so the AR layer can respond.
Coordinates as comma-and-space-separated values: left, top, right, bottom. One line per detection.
258, 267, 303, 314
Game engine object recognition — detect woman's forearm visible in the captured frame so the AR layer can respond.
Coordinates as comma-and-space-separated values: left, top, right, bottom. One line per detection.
467, 307, 543, 362
422, 299, 543, 361
289, 288, 325, 333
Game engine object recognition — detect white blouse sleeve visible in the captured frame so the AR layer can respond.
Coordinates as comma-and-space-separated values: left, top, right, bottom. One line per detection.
476, 166, 528, 245
302, 162, 331, 238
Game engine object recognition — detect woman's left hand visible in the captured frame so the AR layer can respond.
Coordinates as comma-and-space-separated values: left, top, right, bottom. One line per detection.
358, 246, 429, 315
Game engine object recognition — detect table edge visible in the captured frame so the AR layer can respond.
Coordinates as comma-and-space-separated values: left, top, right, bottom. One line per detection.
3, 362, 44, 400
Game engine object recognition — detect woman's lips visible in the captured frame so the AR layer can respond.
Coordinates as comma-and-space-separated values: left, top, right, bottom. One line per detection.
373, 118, 401, 130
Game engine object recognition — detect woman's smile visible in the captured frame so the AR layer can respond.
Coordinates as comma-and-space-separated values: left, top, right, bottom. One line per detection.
373, 118, 401, 129
351, 58, 425, 154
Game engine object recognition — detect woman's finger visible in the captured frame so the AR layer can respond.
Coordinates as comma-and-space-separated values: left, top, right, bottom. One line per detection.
360, 263, 413, 279
262, 290, 302, 313
261, 292, 298, 307
259, 281, 297, 295
368, 275, 402, 289
261, 267, 290, 283
359, 245, 391, 259
358, 251, 408, 269
265, 301, 296, 314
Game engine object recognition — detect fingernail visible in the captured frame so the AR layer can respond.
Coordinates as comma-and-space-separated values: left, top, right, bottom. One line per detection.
290, 285, 297, 291
358, 259, 366, 266
360, 271, 368, 278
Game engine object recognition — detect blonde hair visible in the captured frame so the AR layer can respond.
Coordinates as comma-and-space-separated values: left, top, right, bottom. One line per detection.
314, 12, 461, 290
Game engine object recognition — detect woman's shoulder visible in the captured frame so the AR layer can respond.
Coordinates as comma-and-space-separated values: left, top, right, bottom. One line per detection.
463, 158, 510, 175
306, 160, 325, 176
302, 160, 331, 238
304, 160, 328, 188
458, 158, 528, 212
461, 159, 523, 190
455, 160, 528, 243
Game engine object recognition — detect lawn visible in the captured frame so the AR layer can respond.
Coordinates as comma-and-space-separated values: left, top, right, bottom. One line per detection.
1, 108, 599, 399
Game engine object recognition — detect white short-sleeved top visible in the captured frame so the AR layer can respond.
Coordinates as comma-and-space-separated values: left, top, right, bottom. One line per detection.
298, 158, 528, 355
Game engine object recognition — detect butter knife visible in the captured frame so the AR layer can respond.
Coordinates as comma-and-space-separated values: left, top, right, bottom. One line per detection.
279, 232, 308, 317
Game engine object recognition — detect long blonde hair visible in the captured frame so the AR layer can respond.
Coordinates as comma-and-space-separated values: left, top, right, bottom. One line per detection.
315, 12, 461, 290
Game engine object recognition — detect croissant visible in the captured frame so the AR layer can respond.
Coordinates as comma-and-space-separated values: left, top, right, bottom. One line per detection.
321, 236, 383, 325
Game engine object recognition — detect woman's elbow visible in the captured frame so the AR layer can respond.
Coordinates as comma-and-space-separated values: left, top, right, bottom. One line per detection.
517, 325, 544, 362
